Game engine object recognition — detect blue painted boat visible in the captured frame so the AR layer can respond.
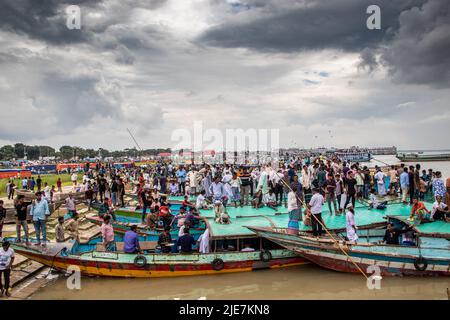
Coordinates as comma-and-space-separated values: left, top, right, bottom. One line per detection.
248, 217, 450, 276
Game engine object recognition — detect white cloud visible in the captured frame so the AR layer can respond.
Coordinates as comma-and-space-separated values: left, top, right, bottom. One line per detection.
0, 0, 449, 151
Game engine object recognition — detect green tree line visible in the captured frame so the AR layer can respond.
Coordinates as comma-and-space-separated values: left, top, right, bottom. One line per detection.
0, 143, 171, 161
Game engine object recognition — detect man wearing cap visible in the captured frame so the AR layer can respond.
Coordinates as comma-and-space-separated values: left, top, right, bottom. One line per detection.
214, 200, 226, 222
307, 188, 325, 237
0, 240, 14, 297
30, 191, 50, 246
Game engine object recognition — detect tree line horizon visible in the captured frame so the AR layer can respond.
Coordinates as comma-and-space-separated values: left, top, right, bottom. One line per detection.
0, 143, 171, 161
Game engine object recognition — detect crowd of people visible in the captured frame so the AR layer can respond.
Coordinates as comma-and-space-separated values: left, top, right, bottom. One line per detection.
1, 156, 450, 297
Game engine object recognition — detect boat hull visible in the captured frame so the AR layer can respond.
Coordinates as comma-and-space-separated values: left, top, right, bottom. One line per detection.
11, 243, 307, 278
396, 154, 450, 162
249, 228, 450, 277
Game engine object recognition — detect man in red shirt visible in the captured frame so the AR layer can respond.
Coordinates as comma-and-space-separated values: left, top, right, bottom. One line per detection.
409, 197, 431, 221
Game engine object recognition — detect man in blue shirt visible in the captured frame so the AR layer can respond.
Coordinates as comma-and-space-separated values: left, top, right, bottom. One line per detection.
30, 192, 50, 246
176, 166, 187, 195
400, 167, 410, 205
209, 176, 224, 202
177, 228, 196, 253
123, 225, 141, 254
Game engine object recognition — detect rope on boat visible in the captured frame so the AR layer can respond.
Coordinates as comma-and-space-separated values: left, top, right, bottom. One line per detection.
370, 156, 391, 167
278, 177, 369, 280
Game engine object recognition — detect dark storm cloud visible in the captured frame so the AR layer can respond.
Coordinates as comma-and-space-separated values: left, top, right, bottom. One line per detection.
0, 0, 168, 45
200, 0, 426, 52
200, 0, 450, 88
0, 0, 99, 44
381, 0, 450, 88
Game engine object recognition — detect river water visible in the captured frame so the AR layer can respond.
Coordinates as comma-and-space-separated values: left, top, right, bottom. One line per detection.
32, 265, 450, 300
32, 155, 450, 300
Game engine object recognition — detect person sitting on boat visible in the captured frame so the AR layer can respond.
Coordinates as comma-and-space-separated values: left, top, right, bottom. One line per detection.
380, 223, 413, 245
184, 207, 201, 227
178, 220, 190, 238
160, 195, 169, 207
101, 215, 115, 251
251, 190, 263, 209
157, 226, 173, 253
145, 208, 158, 229
169, 181, 179, 196
218, 211, 231, 225
182, 195, 195, 209
124, 225, 142, 254
401, 228, 416, 246
409, 198, 431, 222
196, 190, 210, 210
241, 244, 255, 252
431, 196, 449, 221
368, 189, 387, 210
214, 200, 225, 221
176, 206, 187, 225
345, 204, 358, 243
263, 189, 277, 210
99, 197, 116, 221
177, 228, 196, 254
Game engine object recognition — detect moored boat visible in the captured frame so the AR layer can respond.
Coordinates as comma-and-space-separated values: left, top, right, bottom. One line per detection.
248, 216, 450, 277
7, 210, 307, 278
396, 152, 450, 162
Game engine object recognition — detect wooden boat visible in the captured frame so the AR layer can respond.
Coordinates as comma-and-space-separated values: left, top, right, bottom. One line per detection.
396, 152, 450, 162
248, 215, 450, 277
7, 210, 307, 278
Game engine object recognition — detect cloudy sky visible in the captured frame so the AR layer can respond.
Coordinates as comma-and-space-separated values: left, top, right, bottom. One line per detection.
0, 0, 449, 151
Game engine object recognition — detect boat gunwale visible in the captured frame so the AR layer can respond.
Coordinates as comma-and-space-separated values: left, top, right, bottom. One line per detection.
247, 227, 450, 262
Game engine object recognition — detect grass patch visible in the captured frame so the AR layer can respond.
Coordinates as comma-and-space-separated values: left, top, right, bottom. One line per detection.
0, 174, 74, 198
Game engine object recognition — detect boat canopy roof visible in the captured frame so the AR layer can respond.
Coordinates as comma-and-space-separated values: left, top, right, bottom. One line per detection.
199, 206, 279, 219
302, 202, 417, 232
203, 202, 430, 239
205, 214, 289, 239
387, 215, 450, 239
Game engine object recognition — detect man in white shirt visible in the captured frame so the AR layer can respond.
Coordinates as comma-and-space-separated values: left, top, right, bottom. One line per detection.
431, 196, 449, 221
0, 240, 15, 297
307, 188, 325, 237
71, 172, 78, 186
263, 189, 277, 209
196, 191, 208, 210
187, 168, 199, 196
374, 168, 386, 196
